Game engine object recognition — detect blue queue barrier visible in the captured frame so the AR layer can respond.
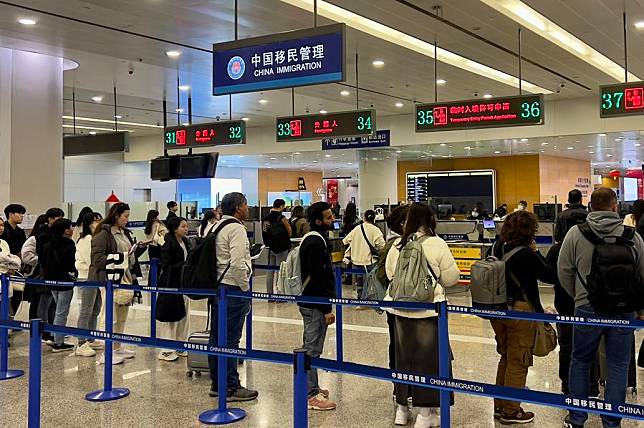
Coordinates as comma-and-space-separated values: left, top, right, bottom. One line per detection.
1, 272, 644, 427
0, 275, 24, 380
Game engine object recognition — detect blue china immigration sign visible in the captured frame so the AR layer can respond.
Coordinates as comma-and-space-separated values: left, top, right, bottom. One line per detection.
213, 24, 345, 95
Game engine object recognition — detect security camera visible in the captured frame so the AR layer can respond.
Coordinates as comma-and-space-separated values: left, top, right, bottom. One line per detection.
216, 115, 221, 121
305, 108, 310, 114
560, 83, 566, 88
128, 62, 134, 75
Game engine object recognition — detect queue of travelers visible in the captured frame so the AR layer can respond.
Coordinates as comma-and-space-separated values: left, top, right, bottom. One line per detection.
1, 190, 643, 428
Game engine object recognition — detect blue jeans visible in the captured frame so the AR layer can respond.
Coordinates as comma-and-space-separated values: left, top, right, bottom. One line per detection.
51, 289, 74, 346
299, 307, 328, 398
568, 304, 636, 427
208, 291, 250, 392
76, 287, 102, 346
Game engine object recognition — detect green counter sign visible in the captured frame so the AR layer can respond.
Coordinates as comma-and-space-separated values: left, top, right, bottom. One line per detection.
600, 82, 644, 118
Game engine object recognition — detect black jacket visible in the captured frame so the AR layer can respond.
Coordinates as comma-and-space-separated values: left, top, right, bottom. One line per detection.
165, 211, 178, 223
156, 233, 189, 322
491, 242, 555, 313
555, 203, 588, 242
298, 227, 336, 314
545, 242, 575, 316
1, 224, 26, 256
42, 235, 77, 291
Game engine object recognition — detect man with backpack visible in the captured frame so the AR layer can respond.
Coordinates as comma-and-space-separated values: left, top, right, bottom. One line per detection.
207, 192, 258, 402
262, 199, 292, 296
558, 188, 644, 428
297, 201, 337, 411
555, 189, 588, 242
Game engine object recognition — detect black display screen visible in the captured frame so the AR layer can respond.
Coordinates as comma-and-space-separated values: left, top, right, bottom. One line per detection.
415, 94, 544, 132
276, 109, 376, 142
164, 120, 245, 149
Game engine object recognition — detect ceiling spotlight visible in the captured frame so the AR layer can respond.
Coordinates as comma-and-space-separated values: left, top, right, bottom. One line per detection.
312, 160, 318, 163
166, 50, 181, 58
258, 99, 268, 104
175, 108, 183, 113
114, 115, 122, 119
396, 150, 403, 153
520, 138, 528, 142
494, 150, 501, 154
436, 79, 447, 85
241, 117, 250, 121
325, 154, 331, 158
89, 131, 97, 135
588, 151, 595, 154
440, 143, 447, 147
270, 157, 277, 160
340, 90, 350, 96
294, 152, 301, 155
347, 162, 353, 165
541, 142, 549, 146
92, 96, 103, 103
483, 94, 493, 99
372, 60, 385, 67
567, 147, 574, 150
178, 85, 190, 91
319, 110, 328, 114
395, 102, 404, 108
18, 18, 36, 25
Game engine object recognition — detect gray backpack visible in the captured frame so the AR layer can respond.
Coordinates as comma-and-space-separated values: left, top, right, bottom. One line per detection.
470, 243, 523, 308
388, 235, 438, 303
278, 231, 325, 296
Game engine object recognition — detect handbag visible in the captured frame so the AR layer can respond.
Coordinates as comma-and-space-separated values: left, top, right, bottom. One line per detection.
108, 252, 134, 305
511, 274, 557, 357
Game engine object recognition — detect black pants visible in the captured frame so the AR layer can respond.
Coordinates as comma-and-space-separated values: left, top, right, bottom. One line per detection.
557, 323, 599, 395
9, 290, 22, 315
638, 339, 644, 368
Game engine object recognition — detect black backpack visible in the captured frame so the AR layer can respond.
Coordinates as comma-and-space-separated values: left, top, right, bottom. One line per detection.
576, 223, 644, 313
262, 215, 291, 253
181, 218, 237, 300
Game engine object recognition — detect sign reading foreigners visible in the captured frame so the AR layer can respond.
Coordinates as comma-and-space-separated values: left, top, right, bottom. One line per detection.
213, 24, 345, 95
164, 120, 245, 149
276, 109, 375, 142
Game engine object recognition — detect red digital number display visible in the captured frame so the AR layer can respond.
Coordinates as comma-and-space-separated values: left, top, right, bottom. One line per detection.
624, 88, 644, 110
176, 129, 187, 145
290, 120, 302, 137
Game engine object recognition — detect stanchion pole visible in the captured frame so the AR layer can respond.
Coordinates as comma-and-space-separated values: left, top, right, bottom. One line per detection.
246, 276, 252, 351
293, 349, 310, 428
437, 300, 451, 428
199, 286, 246, 424
86, 280, 130, 401
0, 274, 24, 380
27, 319, 42, 428
334, 266, 343, 363
150, 258, 158, 339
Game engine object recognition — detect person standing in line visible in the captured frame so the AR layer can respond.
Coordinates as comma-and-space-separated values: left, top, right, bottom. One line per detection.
198, 209, 217, 238
21, 215, 48, 321
341, 202, 360, 286
166, 201, 179, 222
262, 199, 292, 296
558, 188, 644, 428
42, 218, 78, 353
385, 203, 460, 428
0, 218, 22, 319
156, 216, 191, 362
75, 212, 105, 357
208, 192, 258, 401
298, 201, 337, 411
72, 206, 93, 243
514, 200, 528, 212
623, 199, 644, 228
90, 203, 138, 365
555, 190, 588, 242
144, 209, 167, 261
289, 205, 309, 238
35, 208, 65, 345
342, 209, 385, 299
2, 204, 27, 315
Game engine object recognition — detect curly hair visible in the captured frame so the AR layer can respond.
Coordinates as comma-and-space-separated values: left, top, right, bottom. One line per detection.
500, 210, 538, 246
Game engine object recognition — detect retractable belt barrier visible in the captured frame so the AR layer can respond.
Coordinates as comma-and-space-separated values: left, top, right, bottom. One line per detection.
0, 263, 643, 428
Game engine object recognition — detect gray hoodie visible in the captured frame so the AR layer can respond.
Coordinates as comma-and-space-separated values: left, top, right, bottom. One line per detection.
558, 211, 644, 311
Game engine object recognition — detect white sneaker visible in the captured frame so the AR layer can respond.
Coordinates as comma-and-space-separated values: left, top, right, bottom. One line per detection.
414, 409, 440, 428
98, 352, 124, 365
88, 341, 104, 350
176, 350, 188, 357
158, 351, 178, 361
75, 342, 97, 357
114, 348, 136, 359
394, 405, 411, 426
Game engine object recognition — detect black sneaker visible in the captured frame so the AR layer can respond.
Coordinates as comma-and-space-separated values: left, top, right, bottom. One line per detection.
228, 386, 258, 402
564, 415, 583, 428
499, 409, 534, 425
51, 343, 75, 353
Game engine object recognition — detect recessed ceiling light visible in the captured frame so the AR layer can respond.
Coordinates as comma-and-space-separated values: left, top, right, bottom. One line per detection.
636, 21, 644, 29
588, 151, 595, 154
178, 85, 190, 91
182, 122, 189, 126
464, 146, 472, 150
347, 162, 353, 165
599, 133, 606, 137
175, 108, 183, 113
396, 150, 403, 153
541, 142, 549, 146
294, 152, 301, 155
540, 150, 545, 153
520, 138, 528, 142
242, 117, 249, 121
92, 96, 103, 103
340, 90, 350, 96
166, 50, 181, 58
258, 99, 268, 104
114, 115, 122, 119
607, 154, 613, 157
312, 160, 318, 163
440, 143, 447, 147
436, 79, 447, 85
636, 143, 642, 147
395, 102, 404, 108
270, 157, 277, 160
89, 131, 97, 135
483, 94, 493, 99
319, 110, 328, 114
567, 147, 574, 150
372, 60, 385, 67
18, 18, 36, 25
494, 150, 501, 154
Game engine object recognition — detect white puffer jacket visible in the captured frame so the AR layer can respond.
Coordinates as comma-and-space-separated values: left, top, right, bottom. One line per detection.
75, 234, 92, 280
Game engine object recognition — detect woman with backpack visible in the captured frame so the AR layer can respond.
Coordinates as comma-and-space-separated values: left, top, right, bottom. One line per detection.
156, 216, 191, 361
488, 210, 555, 425
384, 203, 460, 428
342, 210, 385, 299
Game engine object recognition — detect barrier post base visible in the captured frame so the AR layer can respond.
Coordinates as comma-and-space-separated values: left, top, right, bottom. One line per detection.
85, 387, 130, 402
0, 369, 24, 380
198, 408, 246, 425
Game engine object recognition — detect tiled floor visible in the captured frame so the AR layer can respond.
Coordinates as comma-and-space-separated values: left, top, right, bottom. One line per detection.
1, 275, 642, 427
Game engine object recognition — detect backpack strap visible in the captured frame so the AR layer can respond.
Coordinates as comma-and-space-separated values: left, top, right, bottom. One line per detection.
360, 223, 378, 260
211, 218, 241, 285
577, 222, 603, 245
500, 245, 525, 262
620, 225, 636, 241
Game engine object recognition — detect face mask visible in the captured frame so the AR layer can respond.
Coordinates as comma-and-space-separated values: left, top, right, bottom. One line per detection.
471, 211, 479, 218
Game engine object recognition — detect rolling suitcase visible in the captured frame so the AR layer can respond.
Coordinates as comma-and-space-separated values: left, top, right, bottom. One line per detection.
186, 329, 210, 378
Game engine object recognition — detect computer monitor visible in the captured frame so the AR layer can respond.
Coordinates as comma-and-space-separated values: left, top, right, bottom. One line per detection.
437, 204, 453, 220
483, 219, 496, 230
332, 220, 341, 231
